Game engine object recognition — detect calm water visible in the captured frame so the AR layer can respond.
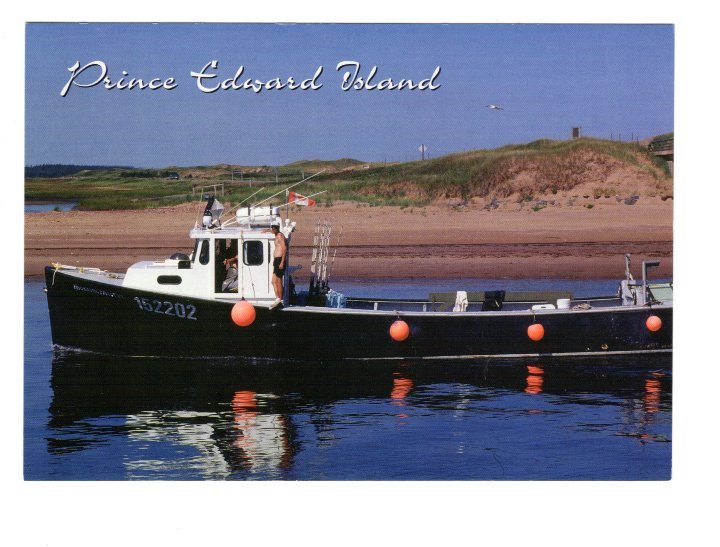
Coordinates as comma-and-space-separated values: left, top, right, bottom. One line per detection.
24, 279, 672, 480
24, 201, 77, 213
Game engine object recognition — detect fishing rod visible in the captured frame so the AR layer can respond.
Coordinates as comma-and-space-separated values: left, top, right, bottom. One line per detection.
309, 219, 320, 293
314, 221, 329, 293
223, 190, 327, 227
219, 184, 274, 225
319, 221, 332, 291
236, 186, 266, 207
217, 187, 265, 227
220, 170, 325, 224
327, 224, 343, 286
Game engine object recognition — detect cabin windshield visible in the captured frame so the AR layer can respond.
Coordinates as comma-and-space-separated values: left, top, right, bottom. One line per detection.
243, 240, 264, 265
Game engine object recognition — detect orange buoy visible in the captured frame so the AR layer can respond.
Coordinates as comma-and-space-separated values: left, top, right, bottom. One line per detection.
646, 315, 662, 332
390, 320, 410, 342
527, 323, 545, 341
231, 300, 256, 327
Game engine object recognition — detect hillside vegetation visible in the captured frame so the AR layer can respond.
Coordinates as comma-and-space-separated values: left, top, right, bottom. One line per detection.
25, 138, 672, 210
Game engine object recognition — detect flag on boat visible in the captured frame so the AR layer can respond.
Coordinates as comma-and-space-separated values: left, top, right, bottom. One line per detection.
288, 191, 316, 206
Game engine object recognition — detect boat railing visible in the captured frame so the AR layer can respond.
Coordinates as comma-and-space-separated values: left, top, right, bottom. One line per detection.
343, 293, 623, 313
345, 298, 434, 312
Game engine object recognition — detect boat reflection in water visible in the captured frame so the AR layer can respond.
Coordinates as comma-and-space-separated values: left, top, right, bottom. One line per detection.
230, 390, 293, 474
121, 389, 294, 478
390, 372, 414, 420
525, 365, 545, 394
47, 352, 672, 480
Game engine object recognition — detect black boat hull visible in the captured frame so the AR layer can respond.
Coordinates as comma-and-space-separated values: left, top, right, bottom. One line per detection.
45, 267, 672, 360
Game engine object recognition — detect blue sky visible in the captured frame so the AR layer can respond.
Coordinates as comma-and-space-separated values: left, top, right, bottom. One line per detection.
25, 23, 673, 167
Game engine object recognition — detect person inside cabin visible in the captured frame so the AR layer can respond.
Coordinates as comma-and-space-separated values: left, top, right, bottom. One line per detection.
221, 241, 239, 292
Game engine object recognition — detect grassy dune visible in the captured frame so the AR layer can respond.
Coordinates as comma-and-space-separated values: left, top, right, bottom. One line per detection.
290, 138, 672, 207
25, 138, 672, 210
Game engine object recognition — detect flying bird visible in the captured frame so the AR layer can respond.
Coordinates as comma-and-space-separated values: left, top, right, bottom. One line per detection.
486, 104, 504, 110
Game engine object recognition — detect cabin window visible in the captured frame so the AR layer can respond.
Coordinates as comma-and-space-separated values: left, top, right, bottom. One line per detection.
157, 275, 182, 285
198, 240, 210, 265
243, 240, 264, 266
191, 239, 199, 261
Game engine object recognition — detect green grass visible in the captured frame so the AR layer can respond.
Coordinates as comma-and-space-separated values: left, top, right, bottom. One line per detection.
296, 138, 669, 205
25, 175, 197, 210
25, 137, 672, 210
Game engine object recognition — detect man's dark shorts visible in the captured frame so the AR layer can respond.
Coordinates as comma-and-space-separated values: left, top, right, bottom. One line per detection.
273, 257, 285, 277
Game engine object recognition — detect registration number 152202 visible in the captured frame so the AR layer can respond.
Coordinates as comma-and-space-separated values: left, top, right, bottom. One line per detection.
133, 297, 197, 320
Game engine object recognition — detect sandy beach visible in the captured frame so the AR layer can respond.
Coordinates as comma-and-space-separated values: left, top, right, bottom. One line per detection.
24, 198, 673, 281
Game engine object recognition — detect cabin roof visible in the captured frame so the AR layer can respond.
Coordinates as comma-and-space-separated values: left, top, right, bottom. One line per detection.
189, 226, 276, 239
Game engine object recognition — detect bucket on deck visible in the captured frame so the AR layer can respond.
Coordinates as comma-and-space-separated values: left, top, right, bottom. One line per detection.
557, 298, 571, 310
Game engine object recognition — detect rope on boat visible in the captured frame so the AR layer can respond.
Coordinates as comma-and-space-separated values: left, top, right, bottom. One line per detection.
49, 262, 121, 286
51, 262, 107, 273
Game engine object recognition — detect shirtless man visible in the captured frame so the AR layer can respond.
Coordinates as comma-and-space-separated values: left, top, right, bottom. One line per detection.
269, 224, 287, 306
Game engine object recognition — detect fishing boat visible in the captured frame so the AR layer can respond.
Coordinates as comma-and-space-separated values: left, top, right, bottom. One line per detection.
44, 192, 672, 360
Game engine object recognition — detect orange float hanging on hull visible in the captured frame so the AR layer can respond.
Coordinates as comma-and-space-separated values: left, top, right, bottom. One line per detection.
527, 323, 545, 342
231, 300, 256, 327
390, 320, 410, 342
646, 315, 662, 332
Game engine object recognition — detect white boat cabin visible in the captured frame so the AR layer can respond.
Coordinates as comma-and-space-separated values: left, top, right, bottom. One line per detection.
122, 201, 296, 307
